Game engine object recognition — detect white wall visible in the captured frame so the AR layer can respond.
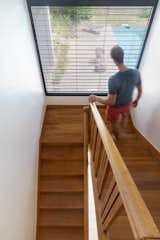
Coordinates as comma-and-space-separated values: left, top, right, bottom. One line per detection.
46, 96, 89, 105
131, 3, 160, 151
0, 1, 45, 240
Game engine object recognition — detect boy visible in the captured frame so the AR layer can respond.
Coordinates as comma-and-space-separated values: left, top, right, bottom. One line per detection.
89, 45, 142, 140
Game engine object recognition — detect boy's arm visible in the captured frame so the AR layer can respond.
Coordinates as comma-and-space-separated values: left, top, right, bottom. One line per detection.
132, 84, 142, 107
136, 84, 142, 102
89, 94, 117, 106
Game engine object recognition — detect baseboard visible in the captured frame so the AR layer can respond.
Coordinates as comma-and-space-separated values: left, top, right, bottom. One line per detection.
133, 127, 160, 162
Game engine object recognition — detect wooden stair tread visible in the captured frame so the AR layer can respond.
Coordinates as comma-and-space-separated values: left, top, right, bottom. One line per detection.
109, 215, 134, 240
40, 160, 84, 176
40, 176, 84, 192
117, 144, 151, 153
44, 106, 84, 125
133, 178, 160, 191
125, 162, 160, 171
117, 151, 151, 158
41, 145, 83, 161
41, 123, 83, 144
123, 156, 157, 162
153, 217, 160, 229
130, 169, 160, 180
39, 209, 84, 227
140, 190, 160, 215
38, 226, 84, 240
39, 192, 83, 209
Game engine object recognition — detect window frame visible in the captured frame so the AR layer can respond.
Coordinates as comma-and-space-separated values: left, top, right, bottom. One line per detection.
27, 0, 158, 96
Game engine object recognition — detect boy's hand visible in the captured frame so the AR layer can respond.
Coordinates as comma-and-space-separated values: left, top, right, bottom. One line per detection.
132, 100, 138, 107
89, 95, 97, 103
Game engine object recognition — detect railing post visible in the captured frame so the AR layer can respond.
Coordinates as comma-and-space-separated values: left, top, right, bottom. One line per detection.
83, 106, 89, 240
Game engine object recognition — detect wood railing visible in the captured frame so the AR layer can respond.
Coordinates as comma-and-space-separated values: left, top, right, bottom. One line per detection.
89, 103, 160, 240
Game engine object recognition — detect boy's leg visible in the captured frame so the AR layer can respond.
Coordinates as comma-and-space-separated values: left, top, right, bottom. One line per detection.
111, 114, 122, 140
119, 111, 131, 138
106, 108, 130, 140
121, 111, 129, 130
105, 108, 122, 140
105, 108, 114, 135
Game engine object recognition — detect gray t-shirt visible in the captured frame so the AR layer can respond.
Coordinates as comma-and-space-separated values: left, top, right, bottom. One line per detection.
108, 69, 141, 107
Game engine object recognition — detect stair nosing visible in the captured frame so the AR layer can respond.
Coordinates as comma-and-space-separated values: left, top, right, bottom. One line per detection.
38, 224, 84, 227
40, 173, 84, 177
39, 207, 84, 210
38, 225, 84, 228
39, 190, 84, 193
41, 142, 84, 147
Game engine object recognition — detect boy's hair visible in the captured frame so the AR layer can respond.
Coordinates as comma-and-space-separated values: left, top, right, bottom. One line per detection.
110, 45, 124, 64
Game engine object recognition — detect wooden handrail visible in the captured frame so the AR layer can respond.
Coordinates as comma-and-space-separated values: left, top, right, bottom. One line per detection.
89, 103, 160, 240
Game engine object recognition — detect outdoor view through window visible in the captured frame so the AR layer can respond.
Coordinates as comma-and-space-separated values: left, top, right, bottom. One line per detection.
31, 6, 152, 94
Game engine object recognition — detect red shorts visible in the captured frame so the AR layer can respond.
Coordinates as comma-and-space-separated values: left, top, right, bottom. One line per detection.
106, 104, 132, 124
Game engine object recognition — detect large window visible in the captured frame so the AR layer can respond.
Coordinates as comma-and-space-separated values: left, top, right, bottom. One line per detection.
27, 0, 157, 95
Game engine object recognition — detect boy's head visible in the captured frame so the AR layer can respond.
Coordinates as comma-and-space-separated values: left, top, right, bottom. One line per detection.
110, 45, 124, 64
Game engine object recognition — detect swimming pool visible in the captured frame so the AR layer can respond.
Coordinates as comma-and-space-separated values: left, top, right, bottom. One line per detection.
113, 26, 146, 68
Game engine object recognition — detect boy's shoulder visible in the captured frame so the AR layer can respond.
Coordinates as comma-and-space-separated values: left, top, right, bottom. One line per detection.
109, 72, 119, 81
128, 68, 140, 75
109, 68, 140, 82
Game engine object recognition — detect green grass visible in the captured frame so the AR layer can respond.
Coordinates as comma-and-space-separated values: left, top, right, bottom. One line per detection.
92, 14, 148, 26
54, 43, 69, 81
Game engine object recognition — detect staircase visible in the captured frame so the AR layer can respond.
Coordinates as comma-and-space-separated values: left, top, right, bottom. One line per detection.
37, 106, 87, 240
96, 111, 160, 240
108, 119, 160, 240
89, 104, 160, 240
36, 104, 160, 240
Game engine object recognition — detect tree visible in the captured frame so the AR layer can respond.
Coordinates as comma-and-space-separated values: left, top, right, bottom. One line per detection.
50, 6, 93, 25
140, 8, 151, 18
